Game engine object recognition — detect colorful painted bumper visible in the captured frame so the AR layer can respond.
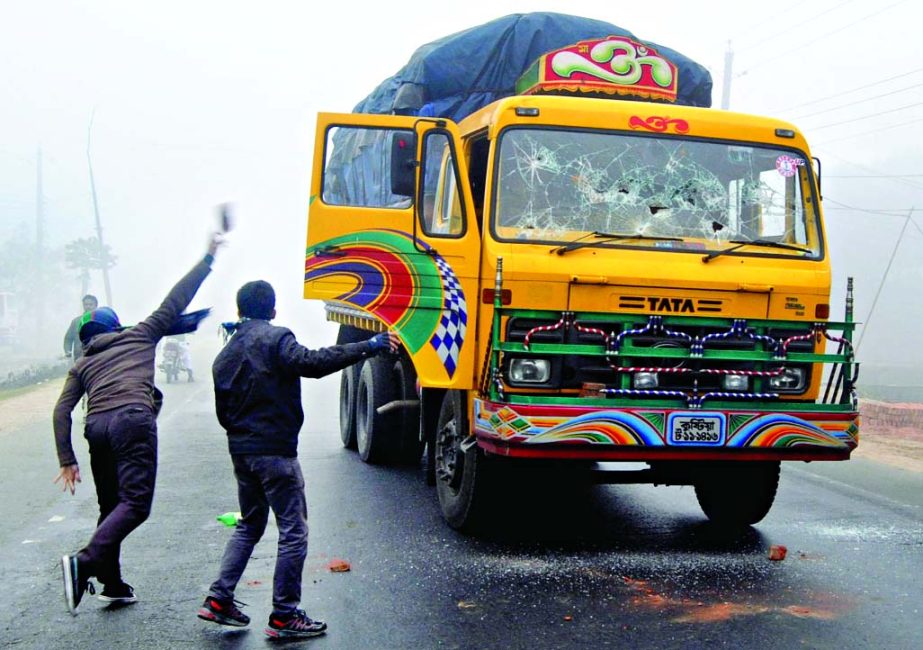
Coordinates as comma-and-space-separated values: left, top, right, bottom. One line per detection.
473, 399, 858, 461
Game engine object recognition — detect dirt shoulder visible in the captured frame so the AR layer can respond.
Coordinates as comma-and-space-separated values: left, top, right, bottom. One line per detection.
0, 379, 64, 437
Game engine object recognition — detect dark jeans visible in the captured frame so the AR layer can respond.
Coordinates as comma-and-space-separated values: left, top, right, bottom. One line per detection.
79, 405, 157, 586
209, 455, 308, 616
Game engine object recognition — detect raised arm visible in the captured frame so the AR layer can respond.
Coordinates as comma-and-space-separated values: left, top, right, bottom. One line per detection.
133, 233, 222, 341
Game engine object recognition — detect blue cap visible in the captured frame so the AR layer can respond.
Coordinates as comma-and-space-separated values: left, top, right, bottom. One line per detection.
78, 307, 122, 344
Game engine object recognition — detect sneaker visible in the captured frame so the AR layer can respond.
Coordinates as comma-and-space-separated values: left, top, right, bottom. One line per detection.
197, 596, 250, 627
61, 554, 95, 616
264, 609, 327, 639
98, 582, 138, 605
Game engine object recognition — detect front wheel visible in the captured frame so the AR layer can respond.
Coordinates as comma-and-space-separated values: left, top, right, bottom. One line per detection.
434, 390, 494, 531
694, 461, 781, 527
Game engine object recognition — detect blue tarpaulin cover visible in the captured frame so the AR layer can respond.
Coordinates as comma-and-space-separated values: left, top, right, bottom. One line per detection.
353, 12, 712, 120
323, 13, 712, 206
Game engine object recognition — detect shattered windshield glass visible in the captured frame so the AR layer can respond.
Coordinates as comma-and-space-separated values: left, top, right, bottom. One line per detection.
493, 128, 821, 256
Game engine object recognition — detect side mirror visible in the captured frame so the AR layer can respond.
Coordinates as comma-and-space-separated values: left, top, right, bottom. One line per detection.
391, 131, 417, 197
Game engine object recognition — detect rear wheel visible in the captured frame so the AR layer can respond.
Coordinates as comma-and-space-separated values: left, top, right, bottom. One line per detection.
434, 390, 494, 530
338, 366, 358, 449
336, 326, 370, 451
694, 461, 781, 527
355, 357, 399, 464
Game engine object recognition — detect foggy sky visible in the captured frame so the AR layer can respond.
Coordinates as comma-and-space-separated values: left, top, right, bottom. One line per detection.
1, 0, 921, 370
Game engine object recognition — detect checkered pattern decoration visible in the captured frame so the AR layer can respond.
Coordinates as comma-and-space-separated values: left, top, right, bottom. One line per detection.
429, 255, 467, 377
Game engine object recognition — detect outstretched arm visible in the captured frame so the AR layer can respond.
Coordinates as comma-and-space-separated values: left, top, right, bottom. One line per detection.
278, 331, 400, 378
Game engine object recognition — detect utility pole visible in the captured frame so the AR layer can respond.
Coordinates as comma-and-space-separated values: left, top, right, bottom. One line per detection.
721, 41, 734, 110
87, 111, 113, 306
856, 207, 915, 352
36, 146, 45, 343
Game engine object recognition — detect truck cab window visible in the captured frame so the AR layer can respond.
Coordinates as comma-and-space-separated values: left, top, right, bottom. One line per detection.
420, 132, 465, 237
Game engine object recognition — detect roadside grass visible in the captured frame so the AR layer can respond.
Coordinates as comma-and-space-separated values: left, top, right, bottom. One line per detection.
0, 383, 45, 402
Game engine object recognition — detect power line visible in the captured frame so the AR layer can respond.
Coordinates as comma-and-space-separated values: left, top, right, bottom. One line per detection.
771, 66, 923, 113
733, 0, 804, 42
820, 151, 923, 192
737, 0, 855, 54
808, 101, 923, 130
826, 174, 923, 178
791, 82, 923, 120
736, 0, 911, 78
813, 117, 923, 147
824, 198, 913, 216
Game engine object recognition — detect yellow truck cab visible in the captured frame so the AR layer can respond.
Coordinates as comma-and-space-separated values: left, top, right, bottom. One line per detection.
304, 33, 858, 530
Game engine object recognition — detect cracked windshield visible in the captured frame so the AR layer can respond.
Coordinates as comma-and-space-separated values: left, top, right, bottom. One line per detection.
495, 128, 821, 255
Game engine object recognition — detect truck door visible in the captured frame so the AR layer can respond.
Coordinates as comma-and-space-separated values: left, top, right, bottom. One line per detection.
305, 113, 481, 389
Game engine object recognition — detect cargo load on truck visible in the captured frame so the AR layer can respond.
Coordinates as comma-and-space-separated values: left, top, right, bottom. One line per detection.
326, 12, 712, 207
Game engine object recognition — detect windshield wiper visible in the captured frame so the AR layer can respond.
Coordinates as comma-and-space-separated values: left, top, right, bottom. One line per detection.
553, 231, 682, 256
702, 239, 811, 263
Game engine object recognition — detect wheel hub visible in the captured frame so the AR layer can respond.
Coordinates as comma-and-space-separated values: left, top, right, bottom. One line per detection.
435, 419, 463, 489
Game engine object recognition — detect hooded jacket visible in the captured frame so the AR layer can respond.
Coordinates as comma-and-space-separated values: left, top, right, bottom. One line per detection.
212, 318, 377, 457
52, 257, 213, 466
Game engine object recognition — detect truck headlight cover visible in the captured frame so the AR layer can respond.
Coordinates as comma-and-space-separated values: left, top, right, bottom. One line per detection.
770, 367, 806, 391
633, 372, 659, 389
722, 374, 749, 391
509, 358, 551, 383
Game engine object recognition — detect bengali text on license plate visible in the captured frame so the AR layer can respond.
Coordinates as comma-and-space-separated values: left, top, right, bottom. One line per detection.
668, 414, 725, 445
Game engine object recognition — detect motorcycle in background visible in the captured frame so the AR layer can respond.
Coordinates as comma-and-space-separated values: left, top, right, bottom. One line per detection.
159, 337, 193, 383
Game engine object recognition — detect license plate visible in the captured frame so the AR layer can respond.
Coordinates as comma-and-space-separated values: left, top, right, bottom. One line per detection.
668, 413, 726, 446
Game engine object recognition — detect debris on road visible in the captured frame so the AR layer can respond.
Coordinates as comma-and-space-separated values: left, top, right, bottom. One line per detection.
216, 511, 241, 527
327, 558, 351, 572
769, 545, 788, 561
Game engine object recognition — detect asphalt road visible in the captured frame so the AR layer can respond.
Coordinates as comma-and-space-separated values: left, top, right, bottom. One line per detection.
1, 362, 922, 649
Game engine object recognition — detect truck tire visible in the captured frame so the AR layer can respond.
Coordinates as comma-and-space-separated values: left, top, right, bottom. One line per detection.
336, 325, 371, 451
694, 461, 780, 527
356, 356, 399, 464
392, 357, 423, 465
434, 390, 494, 531
338, 365, 358, 449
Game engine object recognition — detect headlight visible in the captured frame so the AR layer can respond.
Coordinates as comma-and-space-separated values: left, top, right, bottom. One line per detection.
633, 372, 659, 389
770, 367, 806, 391
508, 358, 551, 383
722, 374, 749, 391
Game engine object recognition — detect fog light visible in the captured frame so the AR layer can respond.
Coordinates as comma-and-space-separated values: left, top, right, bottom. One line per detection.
723, 374, 749, 391
770, 367, 805, 390
509, 358, 551, 383
633, 372, 659, 389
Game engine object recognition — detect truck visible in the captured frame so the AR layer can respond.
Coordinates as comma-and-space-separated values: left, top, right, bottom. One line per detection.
303, 14, 859, 530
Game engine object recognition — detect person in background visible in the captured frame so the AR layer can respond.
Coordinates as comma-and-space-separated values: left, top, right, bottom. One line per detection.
197, 280, 399, 640
63, 295, 99, 361
53, 233, 222, 615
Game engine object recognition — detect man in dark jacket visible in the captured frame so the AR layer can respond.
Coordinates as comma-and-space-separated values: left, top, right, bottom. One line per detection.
197, 280, 398, 639
63, 294, 99, 361
54, 233, 222, 615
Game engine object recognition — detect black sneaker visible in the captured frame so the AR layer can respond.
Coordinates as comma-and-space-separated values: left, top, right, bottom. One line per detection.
264, 609, 327, 639
197, 596, 250, 627
61, 554, 94, 616
98, 582, 138, 605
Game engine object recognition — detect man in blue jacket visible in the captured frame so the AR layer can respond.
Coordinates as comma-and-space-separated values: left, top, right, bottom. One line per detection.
197, 280, 398, 639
